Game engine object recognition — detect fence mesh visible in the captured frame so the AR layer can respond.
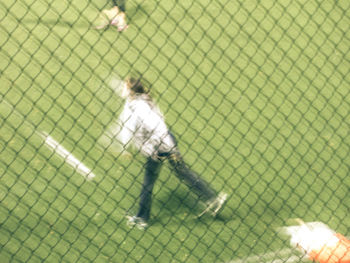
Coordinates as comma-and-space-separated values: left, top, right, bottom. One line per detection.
1, 0, 349, 262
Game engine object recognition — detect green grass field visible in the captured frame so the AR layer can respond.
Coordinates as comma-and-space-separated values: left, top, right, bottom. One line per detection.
1, 0, 349, 262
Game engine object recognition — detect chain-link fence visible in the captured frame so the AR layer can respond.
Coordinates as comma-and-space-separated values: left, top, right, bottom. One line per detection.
1, 0, 349, 262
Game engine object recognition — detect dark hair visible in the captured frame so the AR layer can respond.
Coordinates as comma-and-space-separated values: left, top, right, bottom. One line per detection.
127, 77, 148, 94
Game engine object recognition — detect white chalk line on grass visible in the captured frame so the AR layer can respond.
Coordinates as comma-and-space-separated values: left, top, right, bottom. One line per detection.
227, 248, 308, 263
1, 97, 96, 180
42, 133, 96, 180
4, 74, 133, 179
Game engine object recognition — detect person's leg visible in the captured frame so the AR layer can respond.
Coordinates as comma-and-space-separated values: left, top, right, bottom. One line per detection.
167, 151, 216, 202
112, 0, 126, 12
136, 157, 162, 221
167, 151, 228, 217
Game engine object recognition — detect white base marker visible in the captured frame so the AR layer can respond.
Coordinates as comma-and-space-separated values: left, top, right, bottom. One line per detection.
279, 220, 350, 263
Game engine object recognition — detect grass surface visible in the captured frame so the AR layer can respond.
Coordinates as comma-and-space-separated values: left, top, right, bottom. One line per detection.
1, 0, 350, 262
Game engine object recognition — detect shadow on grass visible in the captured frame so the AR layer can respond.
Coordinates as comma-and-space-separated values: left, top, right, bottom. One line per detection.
153, 188, 233, 226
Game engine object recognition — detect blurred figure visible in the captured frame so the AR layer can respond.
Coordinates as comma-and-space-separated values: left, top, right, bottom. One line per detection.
116, 75, 227, 229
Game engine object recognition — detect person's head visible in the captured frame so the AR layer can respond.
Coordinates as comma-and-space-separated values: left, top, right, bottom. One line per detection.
120, 76, 149, 99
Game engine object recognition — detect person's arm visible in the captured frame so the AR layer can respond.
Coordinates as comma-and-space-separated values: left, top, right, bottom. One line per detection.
117, 104, 138, 150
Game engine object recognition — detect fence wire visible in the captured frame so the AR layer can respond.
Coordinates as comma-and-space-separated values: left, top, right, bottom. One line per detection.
1, 0, 349, 262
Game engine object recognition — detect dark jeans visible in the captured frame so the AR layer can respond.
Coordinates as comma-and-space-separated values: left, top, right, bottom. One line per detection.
112, 0, 126, 12
136, 152, 216, 221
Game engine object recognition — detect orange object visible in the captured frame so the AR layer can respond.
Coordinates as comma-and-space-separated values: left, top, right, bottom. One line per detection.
309, 234, 350, 263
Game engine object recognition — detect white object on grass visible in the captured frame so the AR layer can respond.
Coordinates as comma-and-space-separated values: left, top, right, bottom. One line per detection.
43, 133, 96, 180
280, 221, 339, 254
279, 220, 350, 263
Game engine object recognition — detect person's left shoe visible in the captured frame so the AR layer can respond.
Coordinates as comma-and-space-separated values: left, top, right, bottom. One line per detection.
110, 11, 128, 31
94, 6, 128, 31
126, 215, 148, 230
198, 192, 228, 218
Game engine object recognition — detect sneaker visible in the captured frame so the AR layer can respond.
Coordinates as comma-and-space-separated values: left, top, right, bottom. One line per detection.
198, 192, 228, 218
126, 216, 148, 230
110, 12, 128, 31
94, 7, 119, 29
94, 6, 128, 31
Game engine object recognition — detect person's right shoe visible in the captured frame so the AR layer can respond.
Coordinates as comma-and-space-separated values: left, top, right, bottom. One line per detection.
198, 192, 228, 218
126, 215, 148, 230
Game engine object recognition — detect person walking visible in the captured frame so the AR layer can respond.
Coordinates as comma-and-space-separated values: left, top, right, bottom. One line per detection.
116, 76, 227, 229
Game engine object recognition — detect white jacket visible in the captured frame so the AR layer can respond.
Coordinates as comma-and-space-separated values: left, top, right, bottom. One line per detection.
117, 94, 176, 158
